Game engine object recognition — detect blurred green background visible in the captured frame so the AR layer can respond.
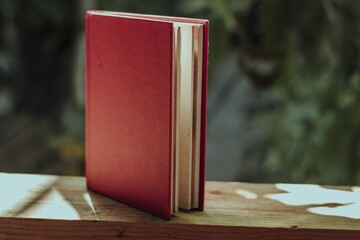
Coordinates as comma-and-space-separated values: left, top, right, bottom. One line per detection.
0, 0, 359, 185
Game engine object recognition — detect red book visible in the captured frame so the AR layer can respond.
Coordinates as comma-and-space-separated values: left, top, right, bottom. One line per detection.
86, 11, 209, 220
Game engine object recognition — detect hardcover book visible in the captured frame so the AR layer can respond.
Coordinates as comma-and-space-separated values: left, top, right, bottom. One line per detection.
85, 11, 209, 220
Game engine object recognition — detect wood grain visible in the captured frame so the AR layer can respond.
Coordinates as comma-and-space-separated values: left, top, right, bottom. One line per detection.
0, 173, 359, 239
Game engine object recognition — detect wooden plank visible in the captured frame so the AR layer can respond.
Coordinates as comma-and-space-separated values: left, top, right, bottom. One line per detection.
0, 173, 359, 239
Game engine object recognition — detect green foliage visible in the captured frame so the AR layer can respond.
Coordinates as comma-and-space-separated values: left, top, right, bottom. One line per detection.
239, 0, 360, 184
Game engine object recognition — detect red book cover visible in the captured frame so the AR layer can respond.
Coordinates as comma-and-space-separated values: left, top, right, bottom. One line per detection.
86, 11, 208, 220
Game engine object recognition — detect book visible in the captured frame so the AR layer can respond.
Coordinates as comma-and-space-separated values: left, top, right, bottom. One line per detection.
85, 11, 208, 220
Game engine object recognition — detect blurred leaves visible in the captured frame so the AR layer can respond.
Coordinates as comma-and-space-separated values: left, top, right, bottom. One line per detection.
0, 0, 82, 175
48, 105, 85, 175
231, 0, 360, 184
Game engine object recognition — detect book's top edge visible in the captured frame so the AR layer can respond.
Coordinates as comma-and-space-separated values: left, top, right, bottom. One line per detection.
87, 10, 208, 25
173, 22, 203, 27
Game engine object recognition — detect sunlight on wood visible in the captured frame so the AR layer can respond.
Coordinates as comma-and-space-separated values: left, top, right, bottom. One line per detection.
234, 189, 257, 199
0, 173, 81, 220
18, 188, 81, 220
266, 184, 360, 219
82, 192, 98, 220
0, 173, 57, 216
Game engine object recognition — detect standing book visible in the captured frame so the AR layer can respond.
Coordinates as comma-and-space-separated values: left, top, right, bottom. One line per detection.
85, 11, 209, 220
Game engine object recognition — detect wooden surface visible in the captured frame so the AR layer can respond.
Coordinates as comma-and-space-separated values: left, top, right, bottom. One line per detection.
0, 173, 359, 239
